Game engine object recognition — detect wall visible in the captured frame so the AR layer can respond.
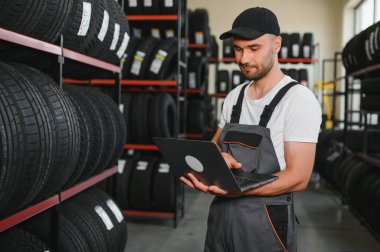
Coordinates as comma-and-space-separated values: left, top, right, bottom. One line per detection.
188, 0, 347, 93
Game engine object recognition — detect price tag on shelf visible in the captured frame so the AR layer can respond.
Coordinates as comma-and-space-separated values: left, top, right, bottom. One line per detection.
281, 47, 288, 58
302, 46, 311, 58
136, 161, 148, 171
129, 0, 137, 7
189, 72, 196, 89
144, 0, 152, 7
165, 0, 174, 7
220, 81, 227, 92
151, 28, 161, 39
195, 31, 204, 44
292, 44, 299, 57
166, 29, 175, 38
158, 163, 170, 173
233, 75, 241, 86
131, 51, 145, 76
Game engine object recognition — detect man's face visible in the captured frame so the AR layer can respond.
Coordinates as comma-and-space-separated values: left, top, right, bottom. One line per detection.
233, 34, 281, 81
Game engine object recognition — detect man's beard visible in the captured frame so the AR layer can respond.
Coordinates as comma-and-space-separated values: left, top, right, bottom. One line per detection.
240, 50, 274, 81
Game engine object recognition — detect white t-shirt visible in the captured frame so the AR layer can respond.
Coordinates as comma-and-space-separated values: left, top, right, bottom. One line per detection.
218, 76, 322, 170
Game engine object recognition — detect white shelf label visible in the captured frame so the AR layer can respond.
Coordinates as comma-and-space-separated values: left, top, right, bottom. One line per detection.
281, 47, 288, 58
233, 75, 241, 85
131, 51, 146, 76
106, 199, 124, 223
78, 2, 92, 36
165, 0, 174, 7
133, 28, 142, 38
127, 149, 134, 155
117, 32, 130, 58
166, 29, 175, 38
302, 46, 311, 58
136, 161, 148, 171
129, 0, 137, 7
220, 81, 227, 92
144, 0, 152, 7
94, 206, 114, 230
225, 46, 231, 54
118, 159, 126, 173
98, 10, 109, 42
189, 72, 196, 89
158, 163, 170, 173
195, 32, 204, 44
151, 28, 161, 39
292, 44, 299, 57
110, 23, 120, 50
150, 49, 168, 74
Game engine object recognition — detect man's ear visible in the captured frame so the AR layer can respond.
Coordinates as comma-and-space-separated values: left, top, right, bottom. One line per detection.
273, 35, 282, 54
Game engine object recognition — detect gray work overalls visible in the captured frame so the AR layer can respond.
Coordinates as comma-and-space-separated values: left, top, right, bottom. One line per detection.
205, 81, 299, 252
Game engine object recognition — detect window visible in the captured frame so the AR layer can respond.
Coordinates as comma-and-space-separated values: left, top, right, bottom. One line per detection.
354, 0, 377, 34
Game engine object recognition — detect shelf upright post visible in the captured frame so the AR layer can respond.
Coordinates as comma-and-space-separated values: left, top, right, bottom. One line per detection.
55, 35, 64, 88
343, 75, 349, 153
332, 52, 341, 129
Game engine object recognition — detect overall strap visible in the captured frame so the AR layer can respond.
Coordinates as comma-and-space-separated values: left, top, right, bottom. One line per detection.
259, 81, 299, 127
230, 83, 250, 123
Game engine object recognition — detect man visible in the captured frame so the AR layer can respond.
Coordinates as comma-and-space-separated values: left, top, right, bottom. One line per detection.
180, 7, 322, 252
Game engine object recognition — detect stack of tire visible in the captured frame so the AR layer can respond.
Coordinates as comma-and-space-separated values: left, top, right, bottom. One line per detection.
125, 0, 186, 39
121, 92, 177, 144
280, 32, 314, 60
184, 97, 215, 136
0, 0, 130, 78
116, 154, 177, 212
0, 61, 125, 218
343, 21, 380, 77
281, 68, 309, 85
0, 188, 127, 252
315, 129, 380, 234
187, 9, 211, 91
360, 78, 380, 112
122, 37, 179, 80
216, 70, 249, 93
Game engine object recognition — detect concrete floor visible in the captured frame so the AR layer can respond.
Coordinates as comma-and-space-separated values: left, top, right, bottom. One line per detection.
125, 174, 380, 252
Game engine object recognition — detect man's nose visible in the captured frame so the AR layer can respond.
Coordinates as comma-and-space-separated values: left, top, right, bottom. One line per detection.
239, 50, 251, 65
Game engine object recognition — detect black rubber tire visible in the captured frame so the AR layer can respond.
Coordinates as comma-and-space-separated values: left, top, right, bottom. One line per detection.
216, 70, 230, 93
231, 70, 247, 88
63, 85, 104, 180
281, 68, 288, 75
289, 33, 301, 59
187, 99, 206, 134
189, 9, 210, 44
361, 96, 380, 111
147, 38, 178, 80
121, 92, 133, 143
210, 35, 219, 59
79, 188, 128, 252
345, 129, 380, 153
122, 37, 140, 80
187, 56, 207, 89
298, 69, 308, 85
153, 161, 176, 212
10, 63, 81, 199
20, 209, 92, 252
129, 156, 158, 211
159, 0, 178, 14
149, 93, 177, 139
301, 33, 314, 60
361, 78, 380, 95
343, 161, 372, 203
0, 62, 55, 216
287, 69, 299, 81
280, 33, 290, 58
142, 0, 160, 14
116, 156, 136, 209
0, 228, 50, 252
131, 93, 152, 144
222, 38, 234, 59
128, 37, 161, 79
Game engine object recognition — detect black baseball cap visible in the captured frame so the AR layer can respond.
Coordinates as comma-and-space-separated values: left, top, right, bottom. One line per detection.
219, 7, 280, 40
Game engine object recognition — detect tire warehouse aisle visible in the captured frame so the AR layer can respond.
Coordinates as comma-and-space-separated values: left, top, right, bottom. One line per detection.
1, 1, 380, 252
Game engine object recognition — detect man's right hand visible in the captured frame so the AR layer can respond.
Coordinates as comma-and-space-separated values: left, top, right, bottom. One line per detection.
221, 152, 242, 169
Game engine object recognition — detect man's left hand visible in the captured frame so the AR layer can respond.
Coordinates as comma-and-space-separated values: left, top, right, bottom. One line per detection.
180, 173, 244, 197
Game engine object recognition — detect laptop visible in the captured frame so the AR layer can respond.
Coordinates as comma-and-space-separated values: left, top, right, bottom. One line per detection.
153, 137, 278, 192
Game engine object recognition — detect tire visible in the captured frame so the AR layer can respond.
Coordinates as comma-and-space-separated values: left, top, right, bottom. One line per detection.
188, 56, 207, 89
361, 96, 380, 111
131, 93, 152, 144
121, 92, 133, 143
189, 9, 210, 44
63, 85, 104, 180
159, 0, 178, 14
0, 228, 50, 252
222, 38, 234, 59
0, 62, 55, 216
128, 37, 161, 79
122, 37, 140, 79
298, 69, 308, 85
216, 70, 230, 93
149, 93, 177, 139
361, 78, 380, 95
210, 35, 219, 58
280, 33, 289, 58
187, 99, 206, 134
147, 38, 178, 80
289, 33, 301, 59
129, 156, 158, 210
78, 188, 128, 252
301, 33, 314, 60
287, 69, 299, 81
153, 161, 176, 212
10, 63, 80, 198
116, 156, 136, 209
231, 70, 247, 88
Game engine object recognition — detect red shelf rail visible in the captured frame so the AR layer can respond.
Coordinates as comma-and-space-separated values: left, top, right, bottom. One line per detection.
123, 210, 175, 219
63, 79, 177, 86
0, 28, 121, 73
61, 166, 118, 201
127, 15, 178, 21
348, 63, 380, 77
186, 134, 203, 139
357, 153, 380, 169
278, 58, 317, 63
0, 195, 60, 232
210, 93, 228, 97
124, 144, 159, 151
208, 57, 236, 63
188, 44, 207, 49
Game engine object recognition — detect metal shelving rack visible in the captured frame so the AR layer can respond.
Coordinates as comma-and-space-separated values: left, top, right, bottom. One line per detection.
0, 27, 122, 248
